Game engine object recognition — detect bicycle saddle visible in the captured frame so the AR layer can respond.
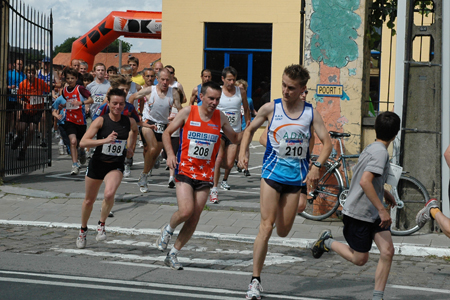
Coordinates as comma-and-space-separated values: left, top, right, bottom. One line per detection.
329, 131, 351, 138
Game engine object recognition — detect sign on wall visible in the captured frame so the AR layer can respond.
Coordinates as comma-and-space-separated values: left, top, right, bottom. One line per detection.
316, 84, 343, 97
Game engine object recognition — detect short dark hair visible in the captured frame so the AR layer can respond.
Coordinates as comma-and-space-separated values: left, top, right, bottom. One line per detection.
283, 64, 310, 87
201, 69, 211, 76
127, 56, 139, 66
222, 66, 237, 78
107, 88, 127, 102
165, 65, 175, 73
107, 65, 118, 73
374, 111, 401, 141
201, 81, 221, 95
64, 67, 79, 78
82, 73, 94, 82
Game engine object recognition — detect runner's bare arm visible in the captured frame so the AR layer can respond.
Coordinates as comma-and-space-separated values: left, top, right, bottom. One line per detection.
240, 88, 251, 127
172, 88, 182, 111
177, 82, 187, 104
129, 86, 152, 104
127, 118, 139, 158
304, 109, 332, 186
189, 86, 198, 106
163, 106, 191, 169
80, 117, 108, 148
238, 102, 273, 169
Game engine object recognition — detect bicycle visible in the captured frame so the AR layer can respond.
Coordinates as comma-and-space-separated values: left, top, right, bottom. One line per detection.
299, 131, 430, 236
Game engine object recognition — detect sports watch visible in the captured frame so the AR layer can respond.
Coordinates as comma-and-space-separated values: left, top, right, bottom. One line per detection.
312, 161, 322, 169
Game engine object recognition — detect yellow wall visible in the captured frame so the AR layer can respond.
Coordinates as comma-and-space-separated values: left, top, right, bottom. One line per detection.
162, 0, 301, 105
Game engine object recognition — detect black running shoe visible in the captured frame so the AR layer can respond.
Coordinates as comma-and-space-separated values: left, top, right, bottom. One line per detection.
311, 229, 332, 259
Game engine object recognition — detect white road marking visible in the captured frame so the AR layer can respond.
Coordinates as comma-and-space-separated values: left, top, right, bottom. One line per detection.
0, 270, 326, 300
50, 247, 305, 267
387, 284, 450, 294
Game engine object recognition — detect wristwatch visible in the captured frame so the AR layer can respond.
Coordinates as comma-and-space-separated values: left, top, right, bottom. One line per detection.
312, 161, 322, 169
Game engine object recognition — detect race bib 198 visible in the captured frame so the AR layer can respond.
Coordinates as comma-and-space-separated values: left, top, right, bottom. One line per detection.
102, 139, 126, 156
188, 139, 214, 160
279, 139, 308, 159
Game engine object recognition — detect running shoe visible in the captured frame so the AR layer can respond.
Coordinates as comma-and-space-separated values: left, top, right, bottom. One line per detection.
164, 253, 183, 270
220, 181, 231, 190
154, 154, 161, 169
96, 223, 107, 241
17, 149, 26, 161
76, 230, 87, 249
71, 164, 80, 175
246, 279, 263, 300
79, 149, 87, 166
156, 225, 173, 251
59, 144, 65, 155
108, 211, 114, 218
168, 177, 175, 188
244, 169, 251, 177
416, 198, 439, 228
123, 164, 131, 178
311, 229, 333, 259
138, 140, 144, 148
237, 166, 243, 173
138, 172, 149, 193
210, 189, 219, 204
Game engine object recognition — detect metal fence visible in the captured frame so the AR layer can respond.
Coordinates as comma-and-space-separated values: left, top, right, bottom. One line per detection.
0, 0, 53, 178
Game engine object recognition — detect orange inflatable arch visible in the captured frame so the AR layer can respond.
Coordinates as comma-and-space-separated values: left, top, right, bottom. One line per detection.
70, 10, 162, 70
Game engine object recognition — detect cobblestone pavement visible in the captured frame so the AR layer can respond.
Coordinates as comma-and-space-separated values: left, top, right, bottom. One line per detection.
2, 224, 450, 292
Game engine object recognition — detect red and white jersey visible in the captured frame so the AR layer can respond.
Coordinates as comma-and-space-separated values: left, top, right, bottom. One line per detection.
63, 85, 86, 125
176, 106, 221, 182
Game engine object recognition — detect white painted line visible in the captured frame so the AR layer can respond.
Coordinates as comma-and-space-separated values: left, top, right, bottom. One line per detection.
2, 219, 450, 257
0, 270, 325, 300
388, 284, 450, 294
49, 247, 305, 267
0, 277, 242, 299
103, 261, 252, 276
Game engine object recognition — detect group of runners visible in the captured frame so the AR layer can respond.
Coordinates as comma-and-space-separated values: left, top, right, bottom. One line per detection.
10, 56, 448, 300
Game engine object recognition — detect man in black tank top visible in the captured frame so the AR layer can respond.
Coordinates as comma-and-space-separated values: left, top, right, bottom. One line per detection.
75, 88, 138, 249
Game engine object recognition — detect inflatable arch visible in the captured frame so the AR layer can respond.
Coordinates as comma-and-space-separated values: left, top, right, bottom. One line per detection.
70, 11, 162, 69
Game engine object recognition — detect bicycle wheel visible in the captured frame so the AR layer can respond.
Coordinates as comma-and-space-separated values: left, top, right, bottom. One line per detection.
386, 174, 430, 236
299, 162, 344, 221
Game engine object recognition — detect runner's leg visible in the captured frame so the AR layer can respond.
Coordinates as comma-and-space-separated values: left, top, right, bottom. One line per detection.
100, 170, 123, 223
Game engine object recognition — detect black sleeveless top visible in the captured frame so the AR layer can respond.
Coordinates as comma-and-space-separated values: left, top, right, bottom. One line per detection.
93, 114, 130, 163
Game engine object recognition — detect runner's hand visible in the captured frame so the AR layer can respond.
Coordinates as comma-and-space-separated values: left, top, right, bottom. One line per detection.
167, 154, 178, 170
105, 131, 118, 143
238, 153, 248, 170
378, 209, 392, 229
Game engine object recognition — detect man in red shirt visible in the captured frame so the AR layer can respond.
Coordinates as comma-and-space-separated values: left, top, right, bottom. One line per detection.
156, 81, 242, 270
12, 65, 50, 160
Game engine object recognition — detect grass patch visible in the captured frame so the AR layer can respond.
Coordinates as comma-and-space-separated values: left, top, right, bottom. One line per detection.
443, 256, 450, 262
203, 205, 211, 211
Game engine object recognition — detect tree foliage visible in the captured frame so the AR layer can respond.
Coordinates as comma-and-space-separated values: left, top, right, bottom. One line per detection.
368, 0, 434, 49
54, 37, 132, 57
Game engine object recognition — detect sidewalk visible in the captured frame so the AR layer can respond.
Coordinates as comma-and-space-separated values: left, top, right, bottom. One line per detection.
1, 184, 449, 258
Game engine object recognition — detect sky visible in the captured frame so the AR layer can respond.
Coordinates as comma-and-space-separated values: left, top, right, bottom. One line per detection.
26, 0, 162, 53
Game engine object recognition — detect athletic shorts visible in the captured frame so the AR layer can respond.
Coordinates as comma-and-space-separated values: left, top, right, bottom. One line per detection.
147, 120, 167, 142
221, 133, 232, 147
175, 174, 212, 191
342, 215, 390, 253
86, 158, 124, 180
263, 178, 306, 195
63, 122, 86, 141
19, 113, 42, 124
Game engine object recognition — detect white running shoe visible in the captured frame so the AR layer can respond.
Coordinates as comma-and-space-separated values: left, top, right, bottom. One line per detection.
210, 189, 219, 204
138, 172, 149, 193
59, 144, 65, 155
96, 223, 107, 241
71, 164, 80, 175
164, 253, 183, 270
220, 181, 231, 190
156, 225, 173, 251
123, 164, 131, 178
138, 140, 144, 148
168, 177, 175, 188
246, 279, 263, 300
76, 230, 87, 249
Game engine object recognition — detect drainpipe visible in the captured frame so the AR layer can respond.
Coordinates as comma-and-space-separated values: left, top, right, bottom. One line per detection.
442, 1, 450, 216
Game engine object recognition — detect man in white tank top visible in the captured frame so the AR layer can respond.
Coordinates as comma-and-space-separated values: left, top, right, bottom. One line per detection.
130, 68, 182, 192
165, 65, 187, 104
238, 64, 332, 299
209, 66, 250, 204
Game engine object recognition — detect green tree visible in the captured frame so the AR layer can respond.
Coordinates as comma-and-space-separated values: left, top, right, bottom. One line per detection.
54, 37, 132, 57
